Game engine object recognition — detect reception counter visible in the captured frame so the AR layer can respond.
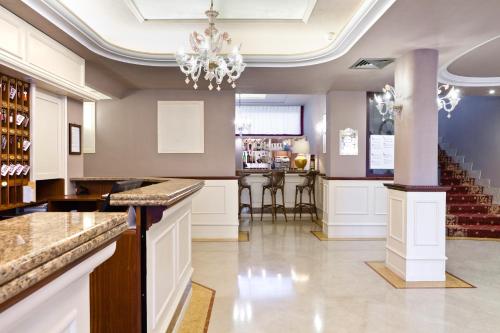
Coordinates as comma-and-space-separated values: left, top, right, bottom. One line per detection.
88, 177, 204, 333
0, 212, 128, 333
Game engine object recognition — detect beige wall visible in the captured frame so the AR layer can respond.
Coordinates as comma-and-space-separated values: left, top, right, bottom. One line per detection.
67, 97, 84, 193
84, 89, 236, 177
326, 91, 367, 177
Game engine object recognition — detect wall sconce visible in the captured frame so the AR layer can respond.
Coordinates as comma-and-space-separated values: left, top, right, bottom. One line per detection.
315, 115, 326, 134
376, 83, 461, 121
235, 118, 251, 136
437, 84, 461, 119
374, 84, 402, 121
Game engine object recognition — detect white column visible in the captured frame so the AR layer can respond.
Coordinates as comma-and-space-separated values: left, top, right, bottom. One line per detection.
385, 49, 448, 282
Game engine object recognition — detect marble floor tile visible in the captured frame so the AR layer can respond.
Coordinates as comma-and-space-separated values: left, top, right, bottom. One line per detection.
192, 218, 500, 333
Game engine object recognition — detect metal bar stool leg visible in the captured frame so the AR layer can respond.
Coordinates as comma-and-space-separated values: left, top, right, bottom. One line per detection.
308, 189, 314, 221
260, 187, 266, 221
312, 186, 319, 220
238, 187, 242, 217
248, 187, 254, 222
271, 190, 276, 223
293, 187, 298, 220
299, 189, 303, 220
281, 187, 288, 222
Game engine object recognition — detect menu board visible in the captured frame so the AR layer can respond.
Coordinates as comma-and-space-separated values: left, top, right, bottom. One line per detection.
369, 135, 394, 169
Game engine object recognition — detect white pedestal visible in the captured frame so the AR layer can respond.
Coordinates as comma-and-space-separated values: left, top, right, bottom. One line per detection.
385, 189, 447, 281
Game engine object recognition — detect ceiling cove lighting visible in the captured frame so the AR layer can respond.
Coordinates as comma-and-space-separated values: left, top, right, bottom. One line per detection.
375, 84, 461, 120
175, 0, 246, 91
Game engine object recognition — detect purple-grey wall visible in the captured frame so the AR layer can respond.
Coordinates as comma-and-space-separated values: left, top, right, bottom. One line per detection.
439, 96, 500, 187
84, 89, 236, 177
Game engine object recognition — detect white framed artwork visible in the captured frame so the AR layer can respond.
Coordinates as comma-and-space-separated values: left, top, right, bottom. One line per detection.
157, 101, 204, 153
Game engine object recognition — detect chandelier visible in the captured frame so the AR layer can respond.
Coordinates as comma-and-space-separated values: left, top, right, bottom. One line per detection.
175, 1, 246, 91
374, 84, 461, 120
437, 84, 461, 118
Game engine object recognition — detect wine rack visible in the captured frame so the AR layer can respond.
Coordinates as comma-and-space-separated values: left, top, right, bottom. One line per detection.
0, 73, 30, 209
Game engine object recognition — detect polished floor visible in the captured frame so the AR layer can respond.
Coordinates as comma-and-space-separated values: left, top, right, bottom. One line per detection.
191, 218, 500, 333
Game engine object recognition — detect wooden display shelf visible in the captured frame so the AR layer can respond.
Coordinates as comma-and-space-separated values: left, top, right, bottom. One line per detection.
0, 74, 31, 208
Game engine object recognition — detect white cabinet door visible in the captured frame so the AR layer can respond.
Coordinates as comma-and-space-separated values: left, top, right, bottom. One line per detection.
32, 90, 66, 180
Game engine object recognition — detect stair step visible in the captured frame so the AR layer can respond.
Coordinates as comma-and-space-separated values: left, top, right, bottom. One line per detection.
446, 148, 458, 156
477, 178, 491, 187
449, 185, 483, 194
447, 224, 500, 238
447, 214, 500, 225
469, 170, 481, 179
461, 161, 473, 171
447, 194, 492, 203
447, 204, 491, 214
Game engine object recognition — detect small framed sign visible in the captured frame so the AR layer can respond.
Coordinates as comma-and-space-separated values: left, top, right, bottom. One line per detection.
69, 123, 82, 155
339, 128, 358, 156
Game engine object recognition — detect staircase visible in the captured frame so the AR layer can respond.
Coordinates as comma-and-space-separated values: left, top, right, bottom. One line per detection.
439, 147, 500, 239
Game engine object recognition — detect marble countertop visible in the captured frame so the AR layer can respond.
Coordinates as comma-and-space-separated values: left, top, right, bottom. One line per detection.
70, 176, 167, 183
0, 212, 128, 304
110, 178, 204, 207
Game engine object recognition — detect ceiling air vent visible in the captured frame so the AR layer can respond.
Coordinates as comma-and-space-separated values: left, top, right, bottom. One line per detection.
349, 58, 395, 70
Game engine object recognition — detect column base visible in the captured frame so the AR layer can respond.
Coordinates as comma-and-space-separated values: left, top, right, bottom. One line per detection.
386, 247, 446, 281
384, 184, 450, 282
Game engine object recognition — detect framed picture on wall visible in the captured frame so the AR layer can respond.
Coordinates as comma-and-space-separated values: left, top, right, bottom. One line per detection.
69, 123, 82, 155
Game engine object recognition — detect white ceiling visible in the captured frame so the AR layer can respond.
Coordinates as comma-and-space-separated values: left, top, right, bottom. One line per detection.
237, 94, 316, 106
127, 0, 317, 21
23, 0, 394, 66
9, 0, 500, 94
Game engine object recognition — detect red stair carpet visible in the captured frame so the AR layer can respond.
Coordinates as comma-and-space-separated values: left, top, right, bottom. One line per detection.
439, 148, 500, 239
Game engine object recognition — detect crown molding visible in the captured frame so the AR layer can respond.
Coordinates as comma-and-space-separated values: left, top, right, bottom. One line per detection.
438, 35, 500, 87
21, 0, 396, 67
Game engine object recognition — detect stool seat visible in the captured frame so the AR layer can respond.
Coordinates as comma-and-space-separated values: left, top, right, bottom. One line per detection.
293, 171, 319, 221
260, 171, 287, 223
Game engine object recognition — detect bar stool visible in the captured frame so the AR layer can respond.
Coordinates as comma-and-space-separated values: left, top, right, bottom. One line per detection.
260, 171, 287, 222
238, 173, 253, 221
293, 170, 319, 221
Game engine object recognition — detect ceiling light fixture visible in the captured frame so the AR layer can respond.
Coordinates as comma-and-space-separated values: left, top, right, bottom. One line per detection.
489, 89, 496, 95
176, 0, 246, 91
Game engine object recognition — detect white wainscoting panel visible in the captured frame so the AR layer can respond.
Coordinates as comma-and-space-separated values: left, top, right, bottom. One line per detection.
192, 179, 238, 240
334, 186, 369, 215
147, 198, 194, 333
323, 179, 392, 238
